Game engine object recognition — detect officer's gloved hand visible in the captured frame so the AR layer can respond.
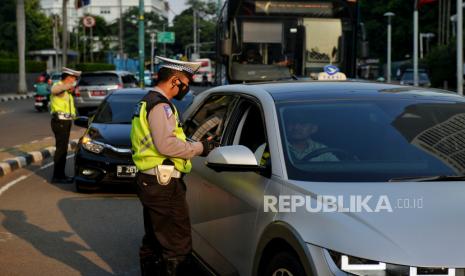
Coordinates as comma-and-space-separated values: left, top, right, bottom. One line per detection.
201, 136, 219, 157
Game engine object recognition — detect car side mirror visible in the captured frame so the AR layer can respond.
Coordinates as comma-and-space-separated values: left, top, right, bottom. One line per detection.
206, 145, 265, 172
74, 116, 89, 128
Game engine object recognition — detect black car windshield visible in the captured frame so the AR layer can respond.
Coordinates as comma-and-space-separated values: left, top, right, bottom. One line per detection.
277, 99, 465, 182
79, 73, 119, 86
93, 94, 143, 124
401, 72, 430, 81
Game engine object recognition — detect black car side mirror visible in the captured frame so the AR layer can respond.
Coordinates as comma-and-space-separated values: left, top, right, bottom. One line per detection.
74, 116, 89, 128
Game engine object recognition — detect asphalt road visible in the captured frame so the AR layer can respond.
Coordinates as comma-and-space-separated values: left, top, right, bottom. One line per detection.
0, 98, 55, 149
0, 156, 143, 275
0, 86, 213, 275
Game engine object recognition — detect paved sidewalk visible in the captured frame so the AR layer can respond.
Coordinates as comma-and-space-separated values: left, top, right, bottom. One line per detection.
0, 92, 34, 103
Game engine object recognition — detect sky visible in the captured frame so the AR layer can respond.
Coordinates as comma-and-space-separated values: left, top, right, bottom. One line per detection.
168, 0, 188, 23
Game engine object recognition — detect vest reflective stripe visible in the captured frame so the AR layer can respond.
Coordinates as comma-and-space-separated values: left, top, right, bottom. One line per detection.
130, 101, 192, 173
50, 81, 76, 117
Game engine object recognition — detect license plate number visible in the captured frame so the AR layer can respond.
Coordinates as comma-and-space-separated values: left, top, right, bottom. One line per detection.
91, 90, 106, 96
116, 165, 137, 178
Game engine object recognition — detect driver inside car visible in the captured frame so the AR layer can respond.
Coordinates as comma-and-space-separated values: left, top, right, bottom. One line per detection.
285, 116, 338, 163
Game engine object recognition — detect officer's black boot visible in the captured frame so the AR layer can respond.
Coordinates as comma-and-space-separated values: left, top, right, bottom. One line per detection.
140, 244, 163, 276
164, 258, 180, 276
140, 255, 163, 276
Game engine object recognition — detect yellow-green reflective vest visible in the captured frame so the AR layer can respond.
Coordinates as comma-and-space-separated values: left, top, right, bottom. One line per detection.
130, 92, 192, 173
50, 81, 76, 117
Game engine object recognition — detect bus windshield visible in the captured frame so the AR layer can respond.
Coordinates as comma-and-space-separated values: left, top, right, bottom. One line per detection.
216, 0, 358, 84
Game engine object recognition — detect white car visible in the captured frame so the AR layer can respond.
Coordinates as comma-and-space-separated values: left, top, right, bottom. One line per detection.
183, 81, 465, 276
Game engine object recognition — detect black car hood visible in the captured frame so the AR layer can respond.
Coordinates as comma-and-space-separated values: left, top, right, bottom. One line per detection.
87, 123, 131, 147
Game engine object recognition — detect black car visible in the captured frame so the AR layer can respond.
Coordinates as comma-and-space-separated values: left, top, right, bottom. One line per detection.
74, 88, 194, 192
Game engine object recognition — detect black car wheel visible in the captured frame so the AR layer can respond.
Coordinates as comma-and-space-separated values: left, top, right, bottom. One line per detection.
264, 251, 306, 276
75, 180, 99, 193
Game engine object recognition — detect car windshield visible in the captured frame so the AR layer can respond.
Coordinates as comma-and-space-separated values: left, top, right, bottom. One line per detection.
401, 72, 430, 81
277, 98, 465, 182
93, 94, 143, 124
79, 73, 119, 86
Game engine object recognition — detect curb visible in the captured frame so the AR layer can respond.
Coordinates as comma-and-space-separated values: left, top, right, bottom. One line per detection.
0, 139, 79, 177
0, 93, 34, 103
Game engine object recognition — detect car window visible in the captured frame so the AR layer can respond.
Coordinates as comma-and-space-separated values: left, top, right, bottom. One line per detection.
122, 75, 138, 88
79, 73, 119, 86
228, 100, 271, 169
277, 99, 465, 182
184, 95, 237, 141
93, 94, 143, 124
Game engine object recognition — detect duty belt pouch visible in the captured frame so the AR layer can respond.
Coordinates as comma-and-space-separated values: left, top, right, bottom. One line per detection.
155, 165, 175, 185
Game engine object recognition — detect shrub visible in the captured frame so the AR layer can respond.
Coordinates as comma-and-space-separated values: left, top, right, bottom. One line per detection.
0, 59, 46, 73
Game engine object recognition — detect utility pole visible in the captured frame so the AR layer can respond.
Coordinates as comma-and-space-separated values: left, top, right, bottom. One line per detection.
138, 0, 145, 88
384, 12, 395, 83
119, 0, 124, 58
458, 0, 463, 95
163, 23, 166, 57
150, 32, 156, 73
90, 26, 94, 63
413, 1, 419, 86
193, 9, 197, 59
62, 0, 68, 67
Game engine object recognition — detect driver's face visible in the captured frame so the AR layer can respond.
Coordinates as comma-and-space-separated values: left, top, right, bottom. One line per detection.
287, 121, 317, 141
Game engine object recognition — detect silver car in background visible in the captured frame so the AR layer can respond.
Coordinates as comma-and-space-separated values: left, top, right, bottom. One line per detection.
75, 71, 138, 114
182, 82, 465, 276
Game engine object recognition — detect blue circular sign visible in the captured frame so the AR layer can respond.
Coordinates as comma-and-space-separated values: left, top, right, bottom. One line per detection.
324, 65, 340, 76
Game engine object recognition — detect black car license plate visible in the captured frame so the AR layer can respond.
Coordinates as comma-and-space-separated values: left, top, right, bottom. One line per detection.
116, 165, 137, 178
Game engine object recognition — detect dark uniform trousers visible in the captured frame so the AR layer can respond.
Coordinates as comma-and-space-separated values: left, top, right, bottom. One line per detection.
136, 172, 192, 264
51, 118, 72, 178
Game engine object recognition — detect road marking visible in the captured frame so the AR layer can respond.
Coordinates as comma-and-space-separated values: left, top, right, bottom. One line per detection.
0, 154, 75, 197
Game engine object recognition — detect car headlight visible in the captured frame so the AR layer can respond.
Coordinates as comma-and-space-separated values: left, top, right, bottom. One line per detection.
81, 135, 104, 154
325, 250, 455, 276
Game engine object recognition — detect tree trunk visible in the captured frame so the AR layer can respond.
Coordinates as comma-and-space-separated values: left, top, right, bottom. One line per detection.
62, 0, 68, 67
16, 0, 27, 94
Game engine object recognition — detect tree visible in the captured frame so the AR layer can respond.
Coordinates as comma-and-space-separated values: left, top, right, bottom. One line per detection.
108, 7, 167, 58
62, 0, 68, 66
171, 0, 218, 59
0, 0, 52, 56
17, 0, 27, 94
360, 0, 442, 62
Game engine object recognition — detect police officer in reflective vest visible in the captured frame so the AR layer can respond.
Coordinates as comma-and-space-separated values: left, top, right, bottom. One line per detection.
131, 56, 216, 275
50, 67, 81, 183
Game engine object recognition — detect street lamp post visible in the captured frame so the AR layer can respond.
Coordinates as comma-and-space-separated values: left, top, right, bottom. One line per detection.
457, 0, 463, 95
384, 12, 395, 83
138, 0, 145, 88
420, 33, 435, 58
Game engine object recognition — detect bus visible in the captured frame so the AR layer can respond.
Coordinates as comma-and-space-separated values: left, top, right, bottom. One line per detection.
215, 0, 359, 84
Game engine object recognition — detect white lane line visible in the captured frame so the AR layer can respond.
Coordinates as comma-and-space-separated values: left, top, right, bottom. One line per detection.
0, 154, 75, 197
0, 176, 27, 196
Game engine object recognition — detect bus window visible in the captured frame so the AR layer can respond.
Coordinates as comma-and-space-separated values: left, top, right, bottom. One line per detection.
304, 18, 342, 66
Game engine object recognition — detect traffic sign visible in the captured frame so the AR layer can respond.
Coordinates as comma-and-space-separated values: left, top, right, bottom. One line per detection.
157, 32, 175, 44
83, 16, 96, 28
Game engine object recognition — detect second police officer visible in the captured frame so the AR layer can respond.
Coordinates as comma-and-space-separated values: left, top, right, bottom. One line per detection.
50, 67, 81, 183
131, 56, 217, 276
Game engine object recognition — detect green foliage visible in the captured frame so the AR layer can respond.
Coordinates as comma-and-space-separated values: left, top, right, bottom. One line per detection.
170, 1, 218, 59
0, 59, 46, 73
107, 7, 167, 59
72, 14, 112, 63
75, 63, 116, 72
0, 0, 53, 55
425, 43, 456, 88
360, 0, 441, 61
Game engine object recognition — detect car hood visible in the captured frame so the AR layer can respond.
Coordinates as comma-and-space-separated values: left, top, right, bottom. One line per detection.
281, 180, 465, 267
87, 123, 131, 147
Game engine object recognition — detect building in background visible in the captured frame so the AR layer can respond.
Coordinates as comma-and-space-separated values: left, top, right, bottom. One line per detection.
40, 0, 169, 30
